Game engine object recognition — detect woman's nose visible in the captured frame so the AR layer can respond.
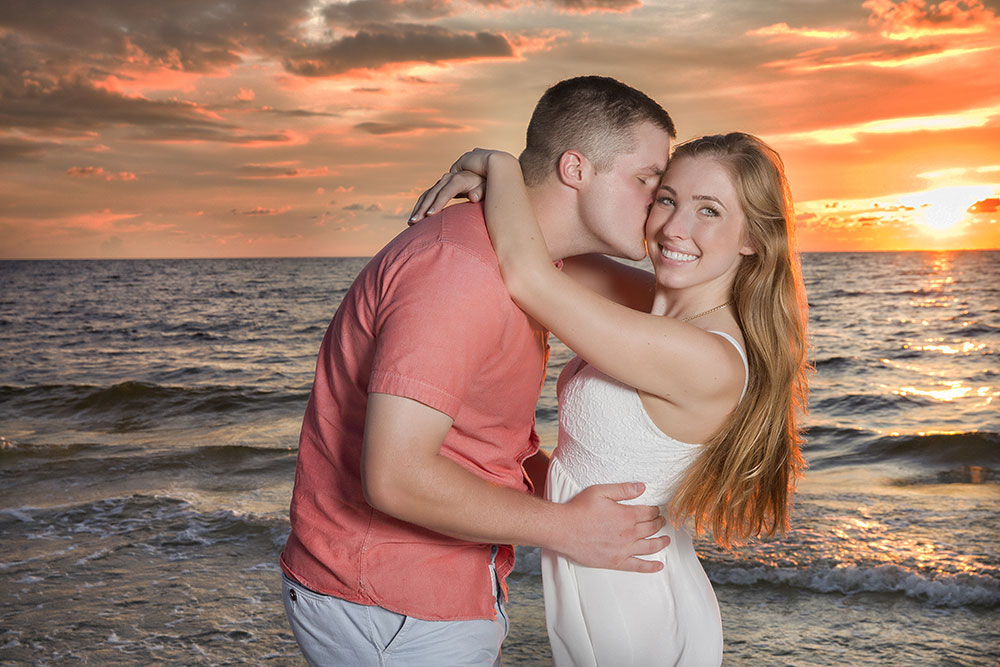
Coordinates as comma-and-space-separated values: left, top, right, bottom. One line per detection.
662, 210, 690, 240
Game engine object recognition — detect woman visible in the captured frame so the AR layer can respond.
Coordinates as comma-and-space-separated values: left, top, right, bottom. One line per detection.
412, 132, 809, 666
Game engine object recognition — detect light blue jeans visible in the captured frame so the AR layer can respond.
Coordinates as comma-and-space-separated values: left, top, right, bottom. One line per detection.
282, 560, 508, 666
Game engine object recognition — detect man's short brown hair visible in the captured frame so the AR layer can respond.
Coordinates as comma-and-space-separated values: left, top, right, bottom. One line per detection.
519, 76, 676, 186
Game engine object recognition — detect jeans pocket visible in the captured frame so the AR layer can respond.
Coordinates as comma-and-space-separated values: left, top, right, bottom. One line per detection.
282, 572, 330, 604
367, 603, 411, 652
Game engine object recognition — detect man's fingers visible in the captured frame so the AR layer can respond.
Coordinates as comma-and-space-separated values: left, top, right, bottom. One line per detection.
632, 514, 667, 539
618, 556, 665, 574
629, 503, 662, 523
632, 535, 671, 556
598, 481, 645, 502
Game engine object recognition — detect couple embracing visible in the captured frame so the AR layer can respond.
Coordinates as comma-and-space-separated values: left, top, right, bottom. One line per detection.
280, 76, 809, 666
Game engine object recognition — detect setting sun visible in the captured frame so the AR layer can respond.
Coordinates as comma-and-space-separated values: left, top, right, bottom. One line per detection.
900, 185, 995, 233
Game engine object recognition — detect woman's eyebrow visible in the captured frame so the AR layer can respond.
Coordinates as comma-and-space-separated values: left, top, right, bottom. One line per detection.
694, 194, 727, 210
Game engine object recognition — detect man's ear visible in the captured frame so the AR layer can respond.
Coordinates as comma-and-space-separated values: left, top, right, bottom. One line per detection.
556, 150, 588, 190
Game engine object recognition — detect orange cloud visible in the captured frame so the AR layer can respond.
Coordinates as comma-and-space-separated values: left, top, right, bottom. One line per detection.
864, 0, 997, 40
969, 197, 999, 213
795, 185, 1000, 251
763, 44, 994, 71
753, 0, 999, 73
771, 105, 1000, 144
18, 209, 144, 234
66, 166, 137, 181
919, 165, 1000, 179
238, 163, 331, 179
748, 22, 857, 40
506, 29, 568, 56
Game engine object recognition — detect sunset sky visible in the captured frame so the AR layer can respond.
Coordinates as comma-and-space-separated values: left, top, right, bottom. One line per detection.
1, 0, 998, 258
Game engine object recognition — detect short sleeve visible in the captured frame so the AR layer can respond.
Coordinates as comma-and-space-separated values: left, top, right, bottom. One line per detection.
369, 242, 509, 419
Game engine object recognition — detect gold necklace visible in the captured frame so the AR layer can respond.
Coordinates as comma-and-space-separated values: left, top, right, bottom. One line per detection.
682, 301, 733, 322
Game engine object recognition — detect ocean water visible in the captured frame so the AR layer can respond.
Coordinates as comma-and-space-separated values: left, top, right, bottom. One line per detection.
1, 252, 997, 666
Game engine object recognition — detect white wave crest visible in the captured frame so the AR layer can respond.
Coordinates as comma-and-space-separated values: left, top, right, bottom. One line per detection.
709, 563, 999, 608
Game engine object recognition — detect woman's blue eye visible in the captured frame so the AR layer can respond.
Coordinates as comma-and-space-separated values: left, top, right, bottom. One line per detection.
658, 196, 675, 206
700, 206, 720, 217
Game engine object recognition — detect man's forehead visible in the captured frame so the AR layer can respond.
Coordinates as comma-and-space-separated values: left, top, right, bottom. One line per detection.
636, 162, 665, 175
631, 123, 670, 167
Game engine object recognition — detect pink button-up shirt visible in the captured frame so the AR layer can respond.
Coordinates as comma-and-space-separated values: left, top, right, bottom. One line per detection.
280, 203, 549, 620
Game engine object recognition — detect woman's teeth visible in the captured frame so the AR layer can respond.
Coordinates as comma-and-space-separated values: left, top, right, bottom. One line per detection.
661, 247, 698, 262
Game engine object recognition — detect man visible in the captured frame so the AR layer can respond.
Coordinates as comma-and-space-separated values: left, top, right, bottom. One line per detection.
280, 76, 676, 665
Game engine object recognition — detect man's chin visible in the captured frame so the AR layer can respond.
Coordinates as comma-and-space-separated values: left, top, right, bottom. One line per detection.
603, 238, 647, 262
622, 244, 649, 262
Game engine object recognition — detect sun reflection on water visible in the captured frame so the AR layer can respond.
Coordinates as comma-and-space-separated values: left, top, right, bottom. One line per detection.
820, 510, 991, 578
905, 341, 987, 355
894, 382, 972, 401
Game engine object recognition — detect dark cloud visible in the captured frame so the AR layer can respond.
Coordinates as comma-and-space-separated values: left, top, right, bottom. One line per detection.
284, 25, 514, 77
396, 75, 437, 85
0, 0, 517, 141
0, 28, 311, 143
128, 126, 292, 144
237, 164, 329, 178
253, 108, 341, 118
238, 165, 299, 179
231, 206, 287, 216
322, 0, 454, 27
0, 137, 60, 161
0, 34, 266, 140
0, 77, 224, 133
354, 119, 464, 135
0, 0, 311, 75
550, 0, 641, 12
342, 202, 385, 212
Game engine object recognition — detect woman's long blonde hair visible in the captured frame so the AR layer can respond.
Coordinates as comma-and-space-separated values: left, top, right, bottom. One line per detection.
667, 132, 810, 547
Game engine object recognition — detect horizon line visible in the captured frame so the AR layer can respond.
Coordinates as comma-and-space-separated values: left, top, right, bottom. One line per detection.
2, 248, 998, 261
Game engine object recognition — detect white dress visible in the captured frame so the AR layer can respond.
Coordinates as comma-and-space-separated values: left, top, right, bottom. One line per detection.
542, 331, 748, 667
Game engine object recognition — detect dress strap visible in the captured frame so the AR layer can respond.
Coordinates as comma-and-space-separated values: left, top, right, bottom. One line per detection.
707, 330, 749, 401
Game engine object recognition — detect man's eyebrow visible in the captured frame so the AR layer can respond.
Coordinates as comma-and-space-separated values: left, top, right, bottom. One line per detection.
641, 164, 665, 175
